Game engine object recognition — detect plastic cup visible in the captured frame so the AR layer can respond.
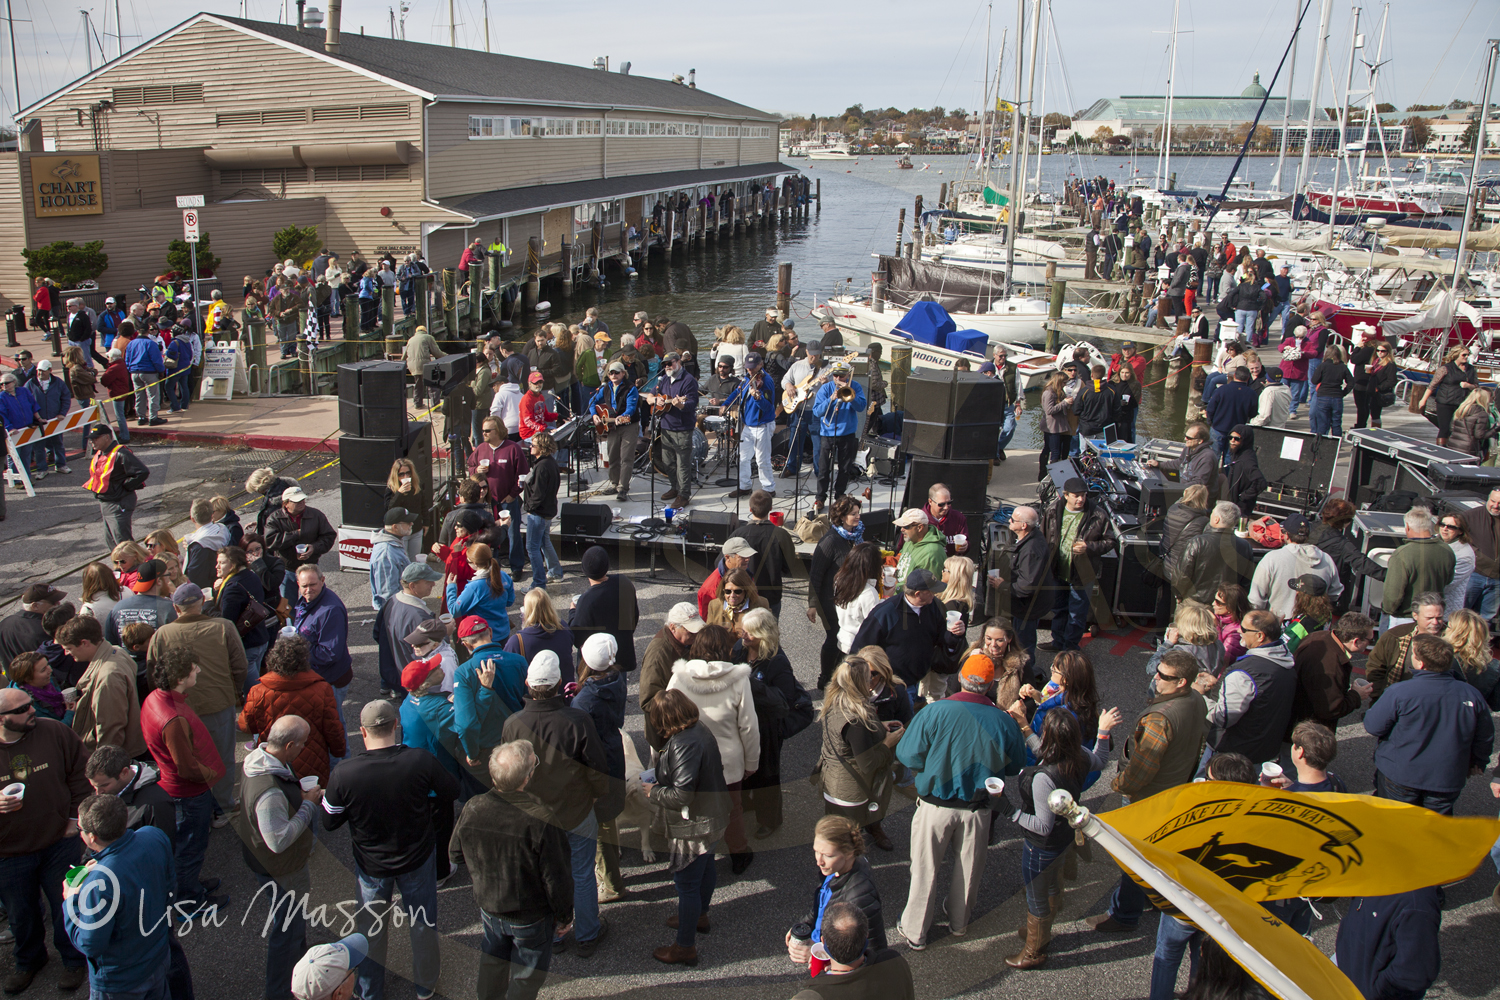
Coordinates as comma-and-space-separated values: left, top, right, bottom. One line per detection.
478, 459, 490, 470
882, 567, 896, 586
954, 533, 967, 548
946, 610, 962, 628
439, 613, 454, 626
64, 865, 89, 889
1259, 762, 1283, 785
664, 508, 676, 523
984, 777, 1005, 796
809, 941, 831, 977
1, 782, 23, 800
987, 569, 1002, 585
769, 511, 785, 526
300, 776, 319, 792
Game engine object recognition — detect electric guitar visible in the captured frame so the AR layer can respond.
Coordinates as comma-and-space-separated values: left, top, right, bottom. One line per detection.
782, 353, 859, 413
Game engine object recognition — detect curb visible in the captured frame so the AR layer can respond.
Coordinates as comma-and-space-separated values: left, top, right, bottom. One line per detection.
127, 426, 341, 454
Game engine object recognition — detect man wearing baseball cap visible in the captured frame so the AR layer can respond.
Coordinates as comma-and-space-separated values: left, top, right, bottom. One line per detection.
292, 934, 367, 1000
723, 352, 778, 498
697, 536, 756, 621
850, 566, 966, 703
452, 616, 526, 778
652, 349, 700, 507
518, 370, 556, 442
263, 486, 336, 601
502, 652, 610, 956
895, 653, 1025, 950
587, 360, 640, 501
322, 701, 458, 1000
84, 424, 150, 548
640, 603, 706, 749
893, 509, 947, 592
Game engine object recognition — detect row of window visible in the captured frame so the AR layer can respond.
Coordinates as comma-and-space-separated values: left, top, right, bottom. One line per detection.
467, 116, 771, 140
218, 164, 409, 185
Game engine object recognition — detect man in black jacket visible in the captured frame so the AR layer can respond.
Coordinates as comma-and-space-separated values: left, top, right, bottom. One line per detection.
85, 426, 149, 548
569, 546, 639, 673
451, 739, 572, 1000
1223, 425, 1267, 517
1000, 506, 1052, 678
438, 479, 496, 546
501, 654, 609, 958
262, 486, 337, 603
1071, 366, 1116, 437
1039, 479, 1114, 652
1174, 502, 1255, 604
0, 584, 63, 664
849, 567, 966, 702
728, 490, 800, 617
322, 700, 459, 1000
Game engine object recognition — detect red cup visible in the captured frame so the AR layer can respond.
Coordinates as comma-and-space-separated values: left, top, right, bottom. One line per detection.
809, 942, 830, 976
769, 511, 785, 526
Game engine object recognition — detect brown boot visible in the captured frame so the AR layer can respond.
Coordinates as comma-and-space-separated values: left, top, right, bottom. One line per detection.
653, 943, 699, 966
1006, 914, 1050, 969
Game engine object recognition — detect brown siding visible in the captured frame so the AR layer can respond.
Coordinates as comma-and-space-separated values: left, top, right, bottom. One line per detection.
0, 155, 29, 310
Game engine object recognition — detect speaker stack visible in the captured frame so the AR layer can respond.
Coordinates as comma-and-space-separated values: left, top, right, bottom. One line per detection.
899, 370, 1000, 517
338, 360, 430, 529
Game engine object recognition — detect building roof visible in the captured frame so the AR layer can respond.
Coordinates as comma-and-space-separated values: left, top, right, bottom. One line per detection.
1240, 72, 1268, 99
22, 13, 776, 120
1073, 94, 1330, 125
440, 161, 795, 222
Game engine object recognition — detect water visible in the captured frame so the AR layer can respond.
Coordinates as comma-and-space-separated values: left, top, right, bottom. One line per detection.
533, 152, 1456, 454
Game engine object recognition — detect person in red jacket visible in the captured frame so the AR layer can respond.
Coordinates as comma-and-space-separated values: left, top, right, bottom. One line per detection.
236, 634, 346, 782
518, 370, 556, 441
99, 348, 134, 440
1107, 342, 1148, 384
697, 536, 756, 619
140, 645, 226, 909
431, 511, 480, 612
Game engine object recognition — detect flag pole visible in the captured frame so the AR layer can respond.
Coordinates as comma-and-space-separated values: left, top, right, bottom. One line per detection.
1047, 789, 1316, 1000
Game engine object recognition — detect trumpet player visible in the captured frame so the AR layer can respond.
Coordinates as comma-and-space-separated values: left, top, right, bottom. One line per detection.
811, 361, 866, 516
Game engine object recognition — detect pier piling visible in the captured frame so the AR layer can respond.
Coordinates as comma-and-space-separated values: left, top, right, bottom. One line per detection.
776, 262, 792, 319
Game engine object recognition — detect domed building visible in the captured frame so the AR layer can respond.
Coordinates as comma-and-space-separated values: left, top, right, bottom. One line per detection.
1241, 72, 1269, 100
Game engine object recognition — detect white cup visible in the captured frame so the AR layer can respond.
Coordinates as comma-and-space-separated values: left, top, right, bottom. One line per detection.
882, 567, 896, 585
984, 777, 1004, 796
946, 610, 962, 628
1259, 762, 1283, 785
299, 776, 319, 792
954, 533, 967, 548
987, 569, 1002, 584
1, 782, 23, 800
478, 459, 490, 471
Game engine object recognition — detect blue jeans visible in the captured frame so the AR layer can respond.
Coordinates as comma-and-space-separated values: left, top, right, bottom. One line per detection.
0, 835, 85, 972
1021, 841, 1065, 917
784, 407, 820, 476
499, 499, 525, 576
1310, 395, 1343, 437
112, 400, 131, 442
1466, 573, 1500, 620
1234, 309, 1257, 339
525, 513, 561, 589
1050, 583, 1092, 649
1274, 300, 1292, 333
1201, 372, 1226, 409
1286, 378, 1309, 415
672, 850, 717, 947
1306, 358, 1323, 388
90, 962, 169, 1000
355, 852, 441, 1000
34, 435, 65, 472
254, 870, 306, 1000
566, 813, 601, 945
173, 790, 214, 902
478, 911, 553, 1000
1151, 915, 1200, 1000
1208, 427, 1227, 462
1014, 613, 1043, 683
243, 642, 267, 693
1374, 769, 1460, 815
997, 408, 1017, 454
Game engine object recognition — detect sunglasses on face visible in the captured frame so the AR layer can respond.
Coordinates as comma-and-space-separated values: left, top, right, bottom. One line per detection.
933, 501, 952, 508
724, 587, 746, 595
1155, 670, 1185, 683
1441, 523, 1461, 531
0, 700, 34, 716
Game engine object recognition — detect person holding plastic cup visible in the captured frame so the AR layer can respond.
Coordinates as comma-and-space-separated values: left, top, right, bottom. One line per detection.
785, 815, 887, 966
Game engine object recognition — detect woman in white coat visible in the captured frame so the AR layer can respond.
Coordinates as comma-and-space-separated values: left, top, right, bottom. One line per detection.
667, 623, 761, 875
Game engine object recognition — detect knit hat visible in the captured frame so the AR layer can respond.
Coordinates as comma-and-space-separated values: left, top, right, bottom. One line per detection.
959, 654, 995, 685
581, 546, 610, 580
526, 650, 562, 687
581, 633, 618, 671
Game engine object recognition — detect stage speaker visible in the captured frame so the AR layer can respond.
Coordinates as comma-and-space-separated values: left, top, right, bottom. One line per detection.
561, 503, 613, 538
337, 399, 363, 436
902, 458, 989, 515
902, 370, 955, 424
683, 510, 739, 547
361, 405, 408, 440
1114, 535, 1164, 618
338, 359, 408, 438
896, 370, 1002, 461
338, 421, 431, 489
951, 371, 1007, 425
862, 507, 896, 547
404, 422, 432, 497
423, 352, 479, 395
340, 481, 387, 529
983, 522, 1017, 620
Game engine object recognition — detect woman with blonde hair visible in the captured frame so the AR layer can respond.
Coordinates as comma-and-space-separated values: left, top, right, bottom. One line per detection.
1418, 344, 1480, 446
940, 555, 976, 630
79, 562, 121, 622
718, 324, 748, 375
741, 607, 801, 839
111, 541, 150, 588
706, 568, 768, 634
62, 344, 96, 453
1449, 387, 1494, 458
1443, 609, 1500, 708
383, 457, 426, 559
245, 466, 299, 534
818, 655, 902, 841
1039, 370, 1073, 479
783, 814, 888, 967
503, 586, 575, 683
1145, 600, 1223, 682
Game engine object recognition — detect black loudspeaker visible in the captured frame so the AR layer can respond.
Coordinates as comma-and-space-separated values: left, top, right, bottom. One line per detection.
683, 510, 739, 547
897, 370, 1002, 461
338, 359, 408, 438
951, 372, 1007, 425
423, 352, 479, 395
903, 458, 989, 514
339, 435, 408, 486
1114, 535, 1163, 617
862, 507, 896, 547
361, 405, 408, 440
561, 503, 613, 538
340, 481, 387, 529
404, 422, 432, 496
356, 361, 405, 405
338, 398, 363, 436
902, 371, 955, 424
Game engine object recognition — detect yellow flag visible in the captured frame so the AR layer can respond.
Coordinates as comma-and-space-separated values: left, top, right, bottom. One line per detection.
1107, 782, 1500, 901
996, 98, 1015, 112
1116, 827, 1364, 1000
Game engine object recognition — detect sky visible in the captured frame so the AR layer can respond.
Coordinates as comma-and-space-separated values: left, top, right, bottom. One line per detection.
4, 0, 1498, 123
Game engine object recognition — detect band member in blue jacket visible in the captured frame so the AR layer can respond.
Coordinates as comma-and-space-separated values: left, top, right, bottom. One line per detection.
811, 361, 866, 516
724, 352, 778, 499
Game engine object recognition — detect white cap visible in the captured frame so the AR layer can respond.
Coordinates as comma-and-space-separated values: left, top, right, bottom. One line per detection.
581, 633, 618, 671
292, 934, 368, 1000
36, 359, 52, 371
722, 537, 756, 558
526, 650, 562, 687
282, 486, 309, 503
893, 508, 928, 528
666, 602, 706, 633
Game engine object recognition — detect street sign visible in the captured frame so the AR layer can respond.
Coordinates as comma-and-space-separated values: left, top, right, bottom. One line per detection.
176, 195, 205, 208
182, 209, 200, 243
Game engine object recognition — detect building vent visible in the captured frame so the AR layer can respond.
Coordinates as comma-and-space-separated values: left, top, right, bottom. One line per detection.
217, 108, 310, 127
219, 167, 308, 185
311, 103, 410, 122
312, 164, 409, 182
111, 83, 203, 106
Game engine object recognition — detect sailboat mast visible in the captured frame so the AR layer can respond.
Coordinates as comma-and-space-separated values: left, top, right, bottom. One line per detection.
1017, 0, 1042, 203
1002, 0, 1025, 298
1272, 2, 1301, 192
1035, 0, 1050, 173
1326, 7, 1362, 248
1355, 4, 1388, 184
1161, 0, 1181, 189
1290, 0, 1335, 237
1453, 39, 1498, 288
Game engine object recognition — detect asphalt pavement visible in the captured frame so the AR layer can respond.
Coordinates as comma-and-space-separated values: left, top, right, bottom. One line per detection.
3, 444, 1499, 1000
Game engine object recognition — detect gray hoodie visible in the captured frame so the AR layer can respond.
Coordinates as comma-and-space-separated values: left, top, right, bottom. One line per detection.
243, 746, 316, 854
1248, 543, 1343, 619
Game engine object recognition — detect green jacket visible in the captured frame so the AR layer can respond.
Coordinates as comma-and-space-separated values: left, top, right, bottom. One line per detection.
575, 345, 601, 388
895, 527, 947, 591
1381, 536, 1456, 620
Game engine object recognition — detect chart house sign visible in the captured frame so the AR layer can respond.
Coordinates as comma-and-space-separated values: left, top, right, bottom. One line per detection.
32, 155, 103, 217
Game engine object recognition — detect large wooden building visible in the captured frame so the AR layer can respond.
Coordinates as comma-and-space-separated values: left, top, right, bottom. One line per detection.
3, 12, 789, 307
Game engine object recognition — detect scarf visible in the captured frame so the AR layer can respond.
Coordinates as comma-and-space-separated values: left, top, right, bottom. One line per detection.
20, 681, 65, 719
834, 522, 864, 544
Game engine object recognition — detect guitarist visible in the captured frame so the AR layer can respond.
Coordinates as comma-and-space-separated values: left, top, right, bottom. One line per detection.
587, 360, 640, 502
778, 341, 826, 482
645, 351, 700, 508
